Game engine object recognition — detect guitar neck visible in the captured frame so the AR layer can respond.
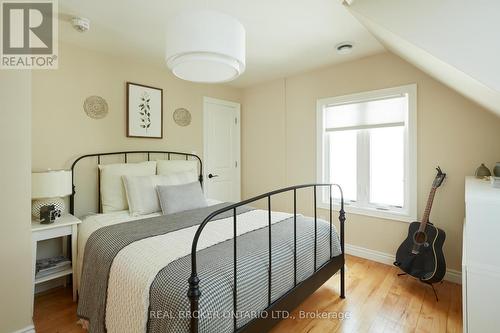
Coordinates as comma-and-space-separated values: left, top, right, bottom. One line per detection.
420, 188, 437, 231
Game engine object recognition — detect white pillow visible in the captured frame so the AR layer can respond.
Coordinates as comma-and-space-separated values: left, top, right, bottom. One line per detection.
162, 170, 198, 184
99, 161, 156, 213
157, 160, 198, 181
123, 172, 201, 216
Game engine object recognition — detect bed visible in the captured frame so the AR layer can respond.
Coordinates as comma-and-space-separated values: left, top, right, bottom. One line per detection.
71, 151, 346, 333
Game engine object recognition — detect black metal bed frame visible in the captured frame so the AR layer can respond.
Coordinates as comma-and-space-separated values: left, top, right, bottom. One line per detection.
188, 183, 346, 333
69, 151, 346, 333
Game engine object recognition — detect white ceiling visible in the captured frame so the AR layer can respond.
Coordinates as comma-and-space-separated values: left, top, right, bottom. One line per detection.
59, 0, 385, 87
348, 0, 500, 117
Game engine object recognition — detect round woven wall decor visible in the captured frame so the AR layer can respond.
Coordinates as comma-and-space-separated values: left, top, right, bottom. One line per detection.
83, 96, 108, 119
173, 108, 192, 126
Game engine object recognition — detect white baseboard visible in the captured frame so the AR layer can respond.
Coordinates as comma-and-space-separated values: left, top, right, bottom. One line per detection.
444, 269, 462, 284
345, 244, 395, 265
345, 243, 462, 284
11, 324, 35, 333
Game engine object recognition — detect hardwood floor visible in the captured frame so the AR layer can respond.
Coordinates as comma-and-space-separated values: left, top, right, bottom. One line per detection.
34, 286, 82, 333
33, 255, 462, 333
271, 256, 462, 333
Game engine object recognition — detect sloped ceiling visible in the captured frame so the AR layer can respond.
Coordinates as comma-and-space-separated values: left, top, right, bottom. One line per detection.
345, 0, 500, 116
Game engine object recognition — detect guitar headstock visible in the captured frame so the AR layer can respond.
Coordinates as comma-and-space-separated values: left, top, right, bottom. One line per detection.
432, 166, 446, 188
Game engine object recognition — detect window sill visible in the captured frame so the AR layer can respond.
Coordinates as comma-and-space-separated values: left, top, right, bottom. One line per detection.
318, 202, 415, 223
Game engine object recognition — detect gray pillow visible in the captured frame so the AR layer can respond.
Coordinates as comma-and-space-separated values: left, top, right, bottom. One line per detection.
156, 181, 208, 215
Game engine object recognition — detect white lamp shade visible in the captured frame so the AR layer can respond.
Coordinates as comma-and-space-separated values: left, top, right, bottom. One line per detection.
32, 170, 72, 199
165, 10, 246, 83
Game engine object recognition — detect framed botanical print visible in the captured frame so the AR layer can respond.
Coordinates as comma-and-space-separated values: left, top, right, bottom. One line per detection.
126, 82, 163, 138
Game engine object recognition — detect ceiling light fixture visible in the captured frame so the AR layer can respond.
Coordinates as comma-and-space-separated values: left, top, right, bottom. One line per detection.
165, 10, 246, 83
336, 42, 353, 55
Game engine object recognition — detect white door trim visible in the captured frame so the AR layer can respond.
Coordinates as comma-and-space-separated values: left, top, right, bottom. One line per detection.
203, 96, 240, 109
203, 97, 241, 201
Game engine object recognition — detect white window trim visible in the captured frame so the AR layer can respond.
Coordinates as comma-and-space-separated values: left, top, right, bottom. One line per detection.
316, 84, 417, 223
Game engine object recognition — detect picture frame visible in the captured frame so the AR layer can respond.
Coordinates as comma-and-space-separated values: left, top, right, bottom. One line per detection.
126, 82, 163, 138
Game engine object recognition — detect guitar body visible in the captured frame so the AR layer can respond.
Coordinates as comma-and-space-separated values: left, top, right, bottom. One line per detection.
395, 221, 446, 283
394, 167, 447, 284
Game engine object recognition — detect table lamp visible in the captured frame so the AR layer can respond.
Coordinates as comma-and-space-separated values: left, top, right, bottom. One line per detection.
32, 170, 72, 221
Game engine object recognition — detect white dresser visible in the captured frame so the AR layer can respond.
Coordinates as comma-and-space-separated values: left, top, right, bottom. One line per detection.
463, 177, 500, 332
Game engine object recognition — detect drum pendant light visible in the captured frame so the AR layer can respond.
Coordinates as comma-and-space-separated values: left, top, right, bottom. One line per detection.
165, 10, 246, 83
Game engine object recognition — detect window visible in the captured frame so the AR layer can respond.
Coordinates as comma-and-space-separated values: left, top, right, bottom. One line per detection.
316, 85, 417, 222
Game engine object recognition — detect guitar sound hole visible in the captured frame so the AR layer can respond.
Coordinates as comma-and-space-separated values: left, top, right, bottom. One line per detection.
413, 231, 427, 245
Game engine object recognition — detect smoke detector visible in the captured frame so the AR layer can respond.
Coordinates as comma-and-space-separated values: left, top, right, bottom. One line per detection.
336, 42, 353, 55
71, 17, 90, 32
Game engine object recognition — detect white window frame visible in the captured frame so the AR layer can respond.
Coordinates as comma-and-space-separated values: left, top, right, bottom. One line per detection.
316, 84, 417, 222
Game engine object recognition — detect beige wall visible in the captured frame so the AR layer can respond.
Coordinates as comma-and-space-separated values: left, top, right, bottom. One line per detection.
0, 72, 33, 332
32, 42, 241, 171
31, 42, 241, 255
242, 52, 500, 271
31, 43, 500, 272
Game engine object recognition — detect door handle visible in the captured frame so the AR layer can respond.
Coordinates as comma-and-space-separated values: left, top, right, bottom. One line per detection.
208, 173, 219, 179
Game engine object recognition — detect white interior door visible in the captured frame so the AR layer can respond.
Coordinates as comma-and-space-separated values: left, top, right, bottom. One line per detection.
203, 97, 241, 202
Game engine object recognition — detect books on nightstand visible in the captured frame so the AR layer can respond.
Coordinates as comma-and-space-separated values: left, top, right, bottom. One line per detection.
35, 255, 71, 279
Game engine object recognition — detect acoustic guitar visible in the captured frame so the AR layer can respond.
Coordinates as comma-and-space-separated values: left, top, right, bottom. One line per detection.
394, 167, 447, 284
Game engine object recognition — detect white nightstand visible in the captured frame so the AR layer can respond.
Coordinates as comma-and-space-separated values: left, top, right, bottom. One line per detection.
31, 214, 81, 308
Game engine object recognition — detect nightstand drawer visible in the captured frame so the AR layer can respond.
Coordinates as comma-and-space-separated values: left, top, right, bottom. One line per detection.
32, 224, 72, 241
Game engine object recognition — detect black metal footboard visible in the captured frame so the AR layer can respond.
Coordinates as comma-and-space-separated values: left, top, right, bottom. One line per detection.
188, 184, 346, 333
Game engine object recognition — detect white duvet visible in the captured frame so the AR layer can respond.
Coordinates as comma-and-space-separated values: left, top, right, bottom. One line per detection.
77, 204, 293, 333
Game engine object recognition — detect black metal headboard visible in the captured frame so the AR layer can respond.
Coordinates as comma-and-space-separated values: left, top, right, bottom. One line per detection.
69, 151, 203, 215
